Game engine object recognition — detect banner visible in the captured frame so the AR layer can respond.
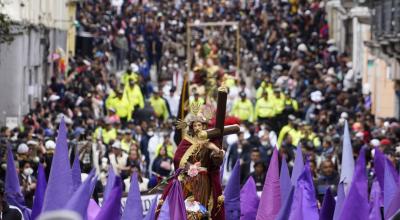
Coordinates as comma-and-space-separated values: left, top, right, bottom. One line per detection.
100, 193, 160, 216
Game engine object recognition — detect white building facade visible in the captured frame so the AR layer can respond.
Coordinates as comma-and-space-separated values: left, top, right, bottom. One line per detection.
0, 0, 73, 127
327, 0, 400, 119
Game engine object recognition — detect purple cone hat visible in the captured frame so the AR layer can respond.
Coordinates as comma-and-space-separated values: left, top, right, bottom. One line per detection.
319, 188, 335, 220
122, 172, 143, 220
42, 118, 73, 212
256, 148, 281, 220
31, 163, 47, 219
240, 176, 259, 220
339, 147, 368, 220
95, 176, 123, 220
225, 160, 241, 220
280, 155, 291, 204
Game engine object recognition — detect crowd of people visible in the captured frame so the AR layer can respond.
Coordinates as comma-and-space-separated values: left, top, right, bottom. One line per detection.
1, 0, 400, 210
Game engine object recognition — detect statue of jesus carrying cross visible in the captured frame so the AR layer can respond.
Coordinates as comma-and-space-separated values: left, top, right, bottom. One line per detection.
155, 86, 240, 220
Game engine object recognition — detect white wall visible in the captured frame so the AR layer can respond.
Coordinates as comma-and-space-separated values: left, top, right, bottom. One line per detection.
0, 29, 46, 125
326, 0, 348, 52
0, 0, 70, 126
0, 0, 70, 30
350, 7, 370, 78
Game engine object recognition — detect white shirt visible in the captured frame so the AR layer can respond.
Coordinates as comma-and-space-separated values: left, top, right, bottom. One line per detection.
250, 161, 255, 173
257, 129, 278, 147
148, 134, 164, 168
226, 134, 238, 146
109, 152, 128, 170
124, 177, 149, 192
165, 94, 180, 117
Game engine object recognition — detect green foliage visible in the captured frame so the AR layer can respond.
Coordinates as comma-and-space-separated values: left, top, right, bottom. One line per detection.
0, 13, 14, 44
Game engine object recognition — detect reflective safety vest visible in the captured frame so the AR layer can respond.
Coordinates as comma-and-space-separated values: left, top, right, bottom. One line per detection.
121, 139, 136, 153
121, 72, 139, 85
303, 132, 321, 147
284, 98, 299, 111
255, 98, 276, 119
277, 124, 294, 148
150, 96, 169, 120
273, 96, 286, 114
124, 84, 144, 109
256, 83, 274, 99
108, 96, 132, 120
290, 129, 303, 146
102, 128, 117, 145
231, 99, 254, 122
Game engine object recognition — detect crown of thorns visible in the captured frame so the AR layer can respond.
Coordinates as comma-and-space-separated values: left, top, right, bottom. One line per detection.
175, 102, 214, 130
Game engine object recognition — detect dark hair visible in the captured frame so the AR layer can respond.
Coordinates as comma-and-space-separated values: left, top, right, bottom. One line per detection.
131, 164, 141, 172
159, 146, 168, 155
254, 161, 266, 170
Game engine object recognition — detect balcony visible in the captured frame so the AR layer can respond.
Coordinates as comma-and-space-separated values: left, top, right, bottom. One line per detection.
369, 0, 400, 59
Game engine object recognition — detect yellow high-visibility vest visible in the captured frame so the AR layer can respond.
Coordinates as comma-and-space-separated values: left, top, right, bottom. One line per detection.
124, 84, 144, 109
150, 96, 169, 120
255, 98, 276, 119
231, 99, 254, 122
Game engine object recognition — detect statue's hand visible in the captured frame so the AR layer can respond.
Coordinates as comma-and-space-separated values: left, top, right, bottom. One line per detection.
210, 149, 224, 166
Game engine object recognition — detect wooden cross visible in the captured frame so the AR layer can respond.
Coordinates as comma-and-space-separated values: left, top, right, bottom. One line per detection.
198, 86, 240, 148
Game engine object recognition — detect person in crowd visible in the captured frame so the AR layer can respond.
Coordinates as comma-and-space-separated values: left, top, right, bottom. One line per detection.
165, 87, 180, 118
255, 92, 276, 131
154, 134, 174, 159
109, 141, 129, 179
124, 79, 145, 111
121, 66, 139, 86
134, 124, 150, 172
249, 161, 267, 191
231, 92, 254, 123
106, 89, 132, 124
226, 132, 245, 172
93, 119, 117, 146
114, 29, 129, 70
19, 161, 36, 208
124, 165, 149, 193
120, 129, 135, 153
0, 180, 23, 220
151, 146, 173, 178
149, 90, 169, 123
126, 149, 142, 172
240, 148, 262, 184
316, 159, 339, 201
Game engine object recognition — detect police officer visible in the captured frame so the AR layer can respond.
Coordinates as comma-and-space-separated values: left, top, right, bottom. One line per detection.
231, 92, 254, 123
273, 88, 285, 130
255, 92, 276, 131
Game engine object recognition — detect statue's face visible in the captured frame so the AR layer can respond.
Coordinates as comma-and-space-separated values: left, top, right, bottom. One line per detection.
192, 121, 203, 135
